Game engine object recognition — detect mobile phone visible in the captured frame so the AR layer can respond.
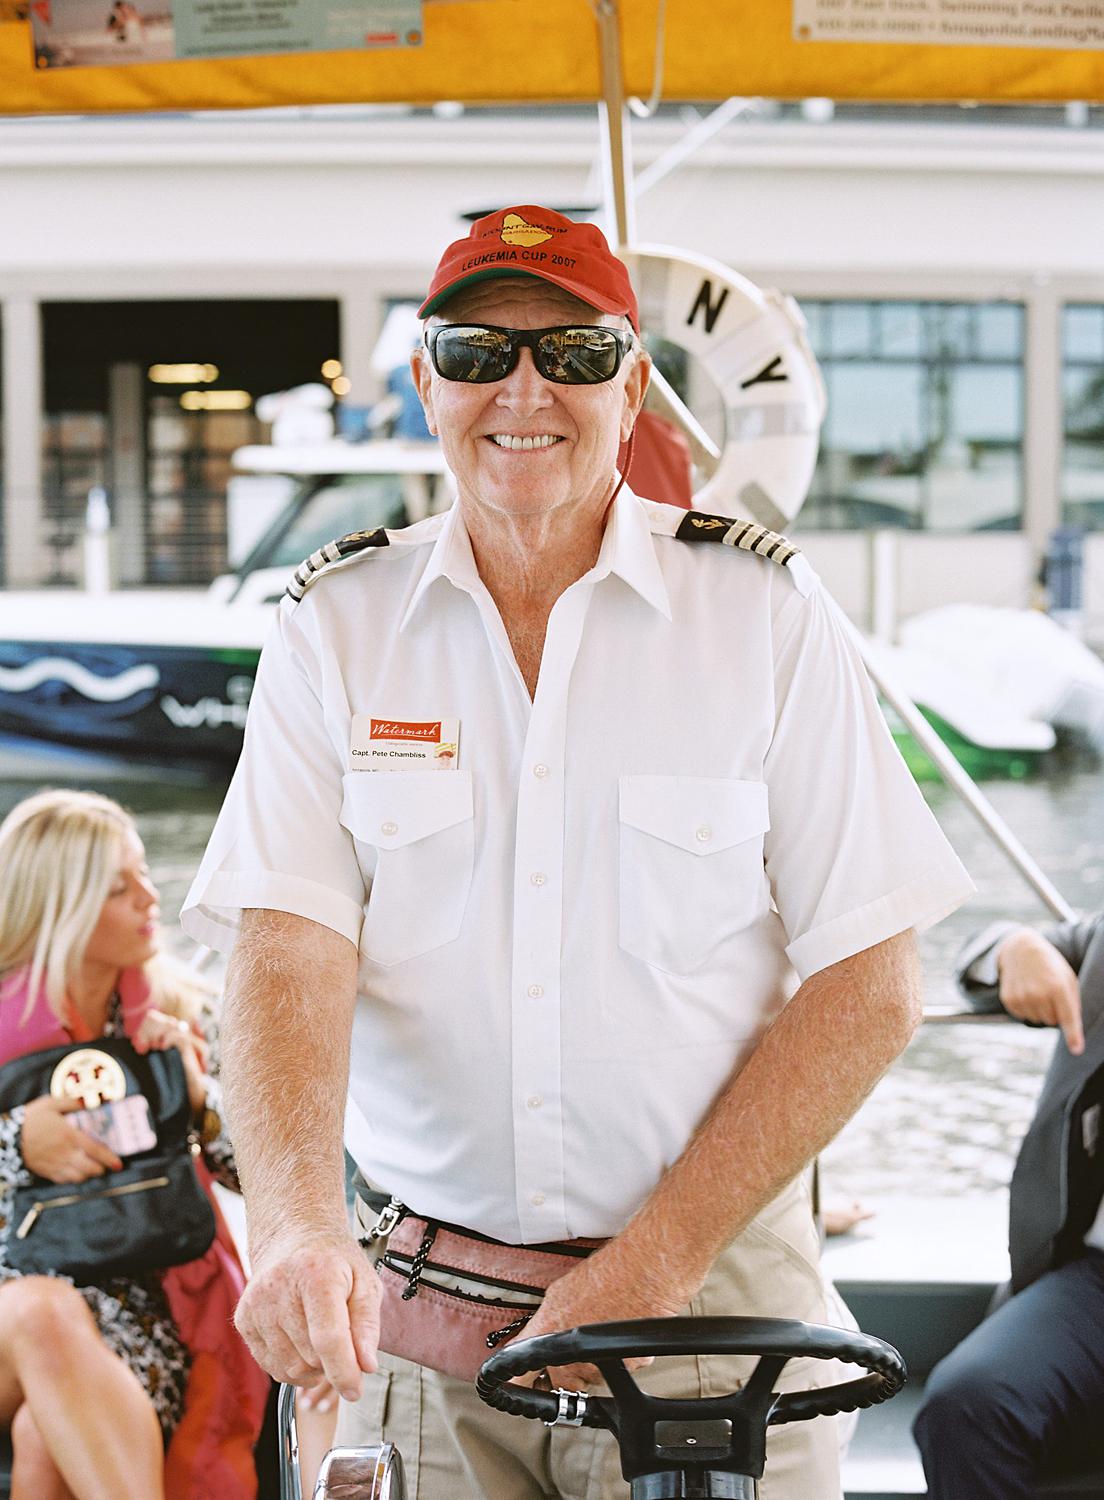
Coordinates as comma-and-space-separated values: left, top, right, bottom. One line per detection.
72, 1094, 157, 1156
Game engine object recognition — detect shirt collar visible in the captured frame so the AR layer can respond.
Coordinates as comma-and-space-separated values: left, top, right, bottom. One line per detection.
399, 502, 483, 632
399, 483, 672, 632
590, 485, 672, 621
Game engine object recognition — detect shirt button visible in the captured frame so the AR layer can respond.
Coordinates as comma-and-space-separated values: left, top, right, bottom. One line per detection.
533, 763, 550, 779
381, 821, 399, 836
527, 984, 544, 999
530, 1191, 546, 1207
526, 1094, 543, 1110
530, 871, 547, 887
695, 826, 712, 843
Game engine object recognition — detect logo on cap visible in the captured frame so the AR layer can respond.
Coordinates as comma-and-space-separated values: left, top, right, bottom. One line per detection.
499, 214, 553, 248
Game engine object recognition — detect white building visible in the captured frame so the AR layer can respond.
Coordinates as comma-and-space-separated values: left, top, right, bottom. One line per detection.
1, 103, 1102, 632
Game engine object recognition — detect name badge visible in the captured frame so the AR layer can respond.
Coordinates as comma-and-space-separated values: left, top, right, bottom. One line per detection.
351, 715, 460, 771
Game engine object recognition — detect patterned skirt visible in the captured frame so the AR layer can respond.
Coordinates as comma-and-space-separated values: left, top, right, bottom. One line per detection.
0, 1259, 189, 1441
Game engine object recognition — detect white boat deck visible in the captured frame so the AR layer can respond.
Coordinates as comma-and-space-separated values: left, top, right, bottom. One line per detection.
822, 1193, 1010, 1290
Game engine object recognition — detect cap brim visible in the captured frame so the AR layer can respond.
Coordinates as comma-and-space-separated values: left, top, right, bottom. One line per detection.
419, 265, 637, 330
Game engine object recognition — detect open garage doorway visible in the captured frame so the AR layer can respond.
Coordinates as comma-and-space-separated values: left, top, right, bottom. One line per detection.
41, 298, 340, 585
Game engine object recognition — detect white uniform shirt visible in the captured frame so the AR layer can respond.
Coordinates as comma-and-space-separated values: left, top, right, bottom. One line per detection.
183, 490, 973, 1244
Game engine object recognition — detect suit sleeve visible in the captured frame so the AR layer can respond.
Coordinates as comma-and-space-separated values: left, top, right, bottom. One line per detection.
1037, 916, 1101, 977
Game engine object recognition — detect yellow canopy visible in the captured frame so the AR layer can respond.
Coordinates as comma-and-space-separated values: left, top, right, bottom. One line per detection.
1, 0, 1102, 117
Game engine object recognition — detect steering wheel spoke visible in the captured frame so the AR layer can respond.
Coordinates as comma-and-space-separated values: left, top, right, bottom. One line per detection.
742, 1352, 790, 1403
594, 1357, 649, 1437
599, 1358, 644, 1404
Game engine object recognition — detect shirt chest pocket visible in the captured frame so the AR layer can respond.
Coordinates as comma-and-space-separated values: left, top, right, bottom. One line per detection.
340, 771, 475, 967
618, 776, 771, 976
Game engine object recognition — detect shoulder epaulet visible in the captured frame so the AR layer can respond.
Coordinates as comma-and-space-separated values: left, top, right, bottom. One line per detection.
286, 528, 390, 602
674, 511, 800, 568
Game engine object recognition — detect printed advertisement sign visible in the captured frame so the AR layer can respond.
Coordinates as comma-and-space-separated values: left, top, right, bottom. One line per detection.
30, 0, 421, 68
794, 0, 1104, 49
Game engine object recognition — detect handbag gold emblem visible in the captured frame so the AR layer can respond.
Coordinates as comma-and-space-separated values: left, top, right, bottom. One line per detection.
49, 1049, 127, 1109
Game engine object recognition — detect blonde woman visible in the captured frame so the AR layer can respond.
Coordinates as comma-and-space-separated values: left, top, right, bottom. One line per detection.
0, 789, 268, 1500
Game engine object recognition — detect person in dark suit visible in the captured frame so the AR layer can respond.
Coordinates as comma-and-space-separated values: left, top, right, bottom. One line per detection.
912, 915, 1104, 1499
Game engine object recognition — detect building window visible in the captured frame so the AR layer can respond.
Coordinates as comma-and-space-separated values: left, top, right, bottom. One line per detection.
1062, 305, 1104, 530
798, 300, 1025, 532
41, 298, 339, 586
40, 411, 109, 584
146, 397, 260, 584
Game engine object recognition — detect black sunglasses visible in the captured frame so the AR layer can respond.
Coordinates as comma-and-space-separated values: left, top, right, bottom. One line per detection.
424, 323, 634, 386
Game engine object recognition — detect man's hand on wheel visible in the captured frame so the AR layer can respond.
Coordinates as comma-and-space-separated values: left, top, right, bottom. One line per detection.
512, 1241, 692, 1392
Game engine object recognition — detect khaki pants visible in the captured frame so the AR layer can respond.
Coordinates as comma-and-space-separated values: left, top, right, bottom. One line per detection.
336, 1176, 843, 1500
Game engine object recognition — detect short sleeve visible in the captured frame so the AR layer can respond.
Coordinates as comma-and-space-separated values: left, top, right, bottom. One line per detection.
763, 579, 974, 982
180, 599, 366, 952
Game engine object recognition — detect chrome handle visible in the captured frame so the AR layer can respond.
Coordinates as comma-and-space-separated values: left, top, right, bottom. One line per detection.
277, 1383, 302, 1500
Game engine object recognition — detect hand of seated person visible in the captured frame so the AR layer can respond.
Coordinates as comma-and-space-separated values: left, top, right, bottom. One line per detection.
822, 1199, 875, 1237
996, 927, 1084, 1055
133, 1007, 210, 1113
298, 1376, 339, 1413
20, 1093, 124, 1183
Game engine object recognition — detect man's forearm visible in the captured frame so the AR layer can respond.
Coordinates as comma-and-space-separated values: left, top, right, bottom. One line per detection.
221, 908, 360, 1255
613, 930, 922, 1300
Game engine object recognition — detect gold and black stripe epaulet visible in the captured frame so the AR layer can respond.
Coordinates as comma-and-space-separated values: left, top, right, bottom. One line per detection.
285, 528, 390, 602
674, 511, 800, 567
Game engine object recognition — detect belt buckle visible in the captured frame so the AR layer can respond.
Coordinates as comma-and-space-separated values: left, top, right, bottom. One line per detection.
368, 1196, 404, 1242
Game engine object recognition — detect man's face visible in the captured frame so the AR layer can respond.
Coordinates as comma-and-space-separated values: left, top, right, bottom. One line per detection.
411, 279, 649, 525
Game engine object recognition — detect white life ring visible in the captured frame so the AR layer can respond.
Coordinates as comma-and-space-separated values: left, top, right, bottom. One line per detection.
624, 246, 827, 529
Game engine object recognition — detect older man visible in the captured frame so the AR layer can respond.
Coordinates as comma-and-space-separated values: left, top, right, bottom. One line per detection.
183, 205, 972, 1499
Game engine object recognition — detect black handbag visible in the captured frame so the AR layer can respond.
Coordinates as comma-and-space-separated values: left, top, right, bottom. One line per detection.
0, 1036, 216, 1282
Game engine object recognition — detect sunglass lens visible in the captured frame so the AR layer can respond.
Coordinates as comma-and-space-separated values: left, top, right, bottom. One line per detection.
434, 328, 513, 383
538, 329, 622, 384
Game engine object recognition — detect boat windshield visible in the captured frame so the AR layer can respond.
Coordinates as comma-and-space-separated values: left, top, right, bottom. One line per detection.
263, 473, 411, 568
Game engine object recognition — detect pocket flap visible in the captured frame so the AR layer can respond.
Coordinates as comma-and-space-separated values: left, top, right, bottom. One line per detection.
619, 776, 769, 856
340, 771, 473, 849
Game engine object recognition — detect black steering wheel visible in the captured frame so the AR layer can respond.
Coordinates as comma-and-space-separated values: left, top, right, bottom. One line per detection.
478, 1316, 905, 1495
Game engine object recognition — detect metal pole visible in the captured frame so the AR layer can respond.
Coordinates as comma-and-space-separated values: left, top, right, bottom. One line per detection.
633, 96, 756, 199
646, 364, 721, 470
858, 635, 1076, 923
594, 0, 635, 249
277, 1384, 302, 1500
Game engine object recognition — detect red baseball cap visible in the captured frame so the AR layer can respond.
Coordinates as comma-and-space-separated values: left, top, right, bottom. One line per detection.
418, 205, 640, 333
